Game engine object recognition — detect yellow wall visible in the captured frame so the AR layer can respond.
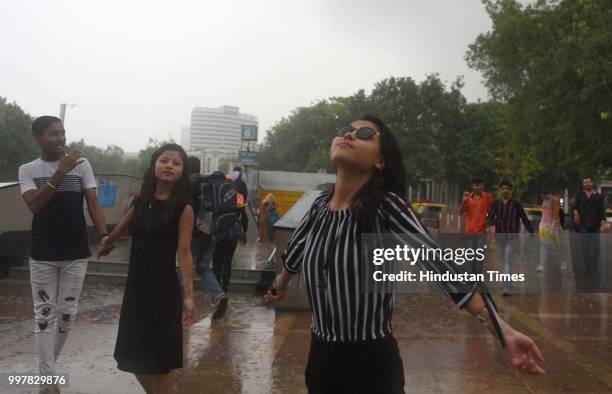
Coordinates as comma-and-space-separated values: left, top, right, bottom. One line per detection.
258, 189, 305, 215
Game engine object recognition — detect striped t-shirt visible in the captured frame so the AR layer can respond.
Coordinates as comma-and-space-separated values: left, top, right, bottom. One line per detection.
283, 191, 499, 343
18, 158, 97, 261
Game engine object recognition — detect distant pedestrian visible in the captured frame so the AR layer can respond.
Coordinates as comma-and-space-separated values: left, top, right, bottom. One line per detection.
538, 191, 568, 271
486, 180, 534, 295
573, 176, 607, 276
18, 116, 110, 381
258, 193, 278, 243
210, 171, 248, 293
458, 177, 493, 251
98, 144, 196, 394
188, 157, 228, 319
231, 166, 249, 204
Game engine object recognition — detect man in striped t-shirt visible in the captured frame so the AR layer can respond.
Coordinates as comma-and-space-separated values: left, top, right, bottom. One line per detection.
486, 180, 533, 295
18, 116, 109, 378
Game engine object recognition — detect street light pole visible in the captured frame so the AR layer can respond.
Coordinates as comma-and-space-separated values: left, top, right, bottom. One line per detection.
59, 103, 66, 123
59, 103, 79, 123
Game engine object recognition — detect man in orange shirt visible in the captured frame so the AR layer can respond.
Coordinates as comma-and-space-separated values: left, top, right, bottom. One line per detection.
457, 177, 494, 251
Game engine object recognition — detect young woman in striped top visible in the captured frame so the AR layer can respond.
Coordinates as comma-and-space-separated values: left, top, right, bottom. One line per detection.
265, 115, 544, 393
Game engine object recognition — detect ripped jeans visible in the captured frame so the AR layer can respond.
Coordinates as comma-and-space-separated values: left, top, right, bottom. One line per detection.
29, 258, 87, 374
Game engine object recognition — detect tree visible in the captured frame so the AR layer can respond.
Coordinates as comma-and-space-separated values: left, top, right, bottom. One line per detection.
137, 138, 175, 175
0, 97, 38, 182
66, 140, 128, 175
466, 0, 612, 193
258, 75, 505, 192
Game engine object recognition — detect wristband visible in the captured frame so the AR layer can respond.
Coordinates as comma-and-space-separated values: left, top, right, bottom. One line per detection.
46, 181, 57, 190
274, 274, 291, 289
477, 307, 508, 339
476, 309, 495, 334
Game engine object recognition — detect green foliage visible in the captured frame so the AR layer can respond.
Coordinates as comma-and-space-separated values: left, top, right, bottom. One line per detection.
137, 138, 175, 175
0, 97, 38, 182
66, 140, 128, 175
258, 75, 505, 190
467, 0, 612, 193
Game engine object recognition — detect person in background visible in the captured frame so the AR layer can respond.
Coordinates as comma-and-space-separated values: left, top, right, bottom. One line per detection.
537, 190, 568, 272
231, 166, 249, 204
18, 116, 110, 393
258, 193, 278, 243
187, 157, 228, 319
486, 180, 534, 296
229, 167, 249, 248
210, 171, 248, 293
458, 177, 494, 251
573, 176, 607, 276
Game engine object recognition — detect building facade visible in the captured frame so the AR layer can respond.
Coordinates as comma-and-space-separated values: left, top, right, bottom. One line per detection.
181, 105, 257, 173
184, 105, 257, 154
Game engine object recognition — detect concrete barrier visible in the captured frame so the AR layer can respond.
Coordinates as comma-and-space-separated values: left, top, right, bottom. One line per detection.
0, 175, 142, 277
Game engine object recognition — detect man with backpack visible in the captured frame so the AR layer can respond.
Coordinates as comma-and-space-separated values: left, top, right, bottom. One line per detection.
231, 166, 249, 204
188, 158, 228, 319
197, 170, 246, 293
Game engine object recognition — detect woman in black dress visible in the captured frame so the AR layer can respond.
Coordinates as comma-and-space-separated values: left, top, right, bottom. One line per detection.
265, 115, 545, 393
98, 143, 196, 393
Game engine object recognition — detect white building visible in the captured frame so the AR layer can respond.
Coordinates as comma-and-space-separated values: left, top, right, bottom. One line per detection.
182, 105, 258, 173
184, 105, 257, 154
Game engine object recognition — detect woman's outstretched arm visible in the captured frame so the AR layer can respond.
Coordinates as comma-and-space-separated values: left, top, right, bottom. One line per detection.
465, 293, 545, 375
96, 207, 134, 258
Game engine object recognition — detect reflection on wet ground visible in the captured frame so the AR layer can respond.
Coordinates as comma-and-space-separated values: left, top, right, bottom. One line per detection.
92, 237, 275, 271
1, 243, 611, 393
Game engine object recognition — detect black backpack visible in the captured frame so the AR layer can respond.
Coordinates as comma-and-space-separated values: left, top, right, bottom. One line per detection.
196, 172, 240, 241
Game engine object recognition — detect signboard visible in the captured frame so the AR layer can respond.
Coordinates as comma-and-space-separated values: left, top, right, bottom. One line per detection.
98, 178, 117, 208
259, 189, 305, 216
239, 151, 258, 165
241, 125, 258, 141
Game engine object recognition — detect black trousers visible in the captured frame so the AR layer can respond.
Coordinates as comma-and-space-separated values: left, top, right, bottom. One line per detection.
579, 225, 600, 274
305, 333, 405, 394
212, 240, 238, 293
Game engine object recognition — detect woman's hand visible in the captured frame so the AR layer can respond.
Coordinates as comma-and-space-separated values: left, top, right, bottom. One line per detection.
182, 296, 197, 326
504, 328, 545, 375
96, 236, 115, 259
264, 286, 288, 304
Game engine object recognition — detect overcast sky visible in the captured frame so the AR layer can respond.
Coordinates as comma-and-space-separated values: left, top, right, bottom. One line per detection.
1, 0, 493, 152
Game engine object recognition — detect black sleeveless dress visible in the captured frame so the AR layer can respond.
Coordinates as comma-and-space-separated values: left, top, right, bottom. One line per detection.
114, 197, 187, 374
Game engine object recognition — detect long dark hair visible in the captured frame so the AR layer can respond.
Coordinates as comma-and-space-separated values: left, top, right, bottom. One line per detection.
137, 143, 191, 225
331, 114, 408, 231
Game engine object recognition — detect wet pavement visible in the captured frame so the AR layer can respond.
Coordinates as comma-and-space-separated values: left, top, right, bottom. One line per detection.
1, 240, 612, 393
92, 236, 275, 272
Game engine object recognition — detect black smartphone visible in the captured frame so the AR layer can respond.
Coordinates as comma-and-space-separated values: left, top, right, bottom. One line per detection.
267, 285, 277, 296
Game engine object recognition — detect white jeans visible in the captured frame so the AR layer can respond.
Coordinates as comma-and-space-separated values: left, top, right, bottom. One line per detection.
29, 258, 87, 374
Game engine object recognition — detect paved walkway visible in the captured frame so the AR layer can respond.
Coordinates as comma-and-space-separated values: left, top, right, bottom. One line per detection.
1, 235, 611, 393
1, 278, 611, 393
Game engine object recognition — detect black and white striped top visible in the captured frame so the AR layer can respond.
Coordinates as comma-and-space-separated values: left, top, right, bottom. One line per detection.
283, 191, 499, 343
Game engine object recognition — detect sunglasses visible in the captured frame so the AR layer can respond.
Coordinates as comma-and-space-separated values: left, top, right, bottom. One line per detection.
335, 126, 380, 140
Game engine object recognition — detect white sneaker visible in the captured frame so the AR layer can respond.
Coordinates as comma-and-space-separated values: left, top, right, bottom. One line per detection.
536, 265, 545, 272
560, 261, 568, 270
